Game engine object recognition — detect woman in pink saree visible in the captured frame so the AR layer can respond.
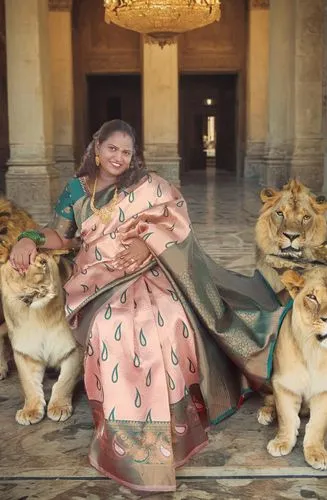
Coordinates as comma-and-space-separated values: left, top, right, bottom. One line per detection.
11, 120, 282, 492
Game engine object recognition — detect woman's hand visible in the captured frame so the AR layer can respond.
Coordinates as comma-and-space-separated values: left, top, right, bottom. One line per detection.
10, 238, 38, 273
112, 237, 151, 273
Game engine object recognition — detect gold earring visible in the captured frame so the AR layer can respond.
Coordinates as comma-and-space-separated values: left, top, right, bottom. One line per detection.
95, 154, 100, 167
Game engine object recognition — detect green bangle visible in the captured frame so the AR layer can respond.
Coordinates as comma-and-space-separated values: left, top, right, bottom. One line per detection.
17, 230, 46, 248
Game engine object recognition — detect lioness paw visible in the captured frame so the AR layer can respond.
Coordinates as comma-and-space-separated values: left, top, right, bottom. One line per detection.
257, 406, 275, 426
267, 437, 295, 457
16, 406, 45, 425
47, 402, 73, 422
304, 446, 327, 470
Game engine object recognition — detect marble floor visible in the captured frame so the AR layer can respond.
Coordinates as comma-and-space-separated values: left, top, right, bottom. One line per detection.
1, 171, 327, 500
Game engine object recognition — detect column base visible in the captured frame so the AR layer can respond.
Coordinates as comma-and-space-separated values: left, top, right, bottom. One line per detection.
291, 139, 324, 192
263, 142, 292, 187
6, 162, 60, 225
144, 144, 180, 186
244, 141, 266, 183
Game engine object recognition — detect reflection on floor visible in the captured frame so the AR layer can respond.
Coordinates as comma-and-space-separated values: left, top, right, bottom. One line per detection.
1, 172, 327, 500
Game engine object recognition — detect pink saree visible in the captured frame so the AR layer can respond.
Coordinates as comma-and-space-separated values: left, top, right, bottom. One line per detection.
64, 173, 282, 492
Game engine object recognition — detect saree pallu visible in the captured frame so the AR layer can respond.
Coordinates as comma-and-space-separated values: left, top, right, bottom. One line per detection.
64, 173, 282, 492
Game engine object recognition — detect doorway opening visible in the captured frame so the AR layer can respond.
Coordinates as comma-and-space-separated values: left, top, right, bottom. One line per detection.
179, 74, 238, 175
87, 74, 142, 144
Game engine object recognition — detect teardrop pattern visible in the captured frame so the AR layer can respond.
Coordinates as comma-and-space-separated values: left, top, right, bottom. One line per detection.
104, 303, 112, 320
87, 342, 94, 356
95, 374, 101, 391
111, 363, 119, 383
171, 347, 179, 366
133, 353, 140, 368
101, 341, 108, 361
177, 200, 184, 207
120, 290, 127, 304
139, 328, 147, 347
134, 388, 141, 408
150, 267, 159, 277
145, 368, 152, 387
95, 246, 102, 261
108, 407, 116, 421
128, 191, 135, 203
158, 311, 164, 327
168, 289, 178, 302
163, 206, 169, 217
165, 241, 177, 249
143, 232, 153, 241
146, 409, 152, 423
188, 357, 196, 374
104, 263, 114, 272
110, 232, 116, 239
157, 184, 162, 198
81, 284, 89, 293
119, 207, 125, 223
182, 321, 190, 338
147, 173, 152, 183
114, 322, 122, 341
167, 372, 176, 390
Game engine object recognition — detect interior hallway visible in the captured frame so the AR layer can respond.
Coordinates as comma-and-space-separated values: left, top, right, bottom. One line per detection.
1, 173, 327, 500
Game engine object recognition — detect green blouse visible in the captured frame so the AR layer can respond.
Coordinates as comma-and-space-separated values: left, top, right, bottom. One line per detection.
47, 177, 117, 240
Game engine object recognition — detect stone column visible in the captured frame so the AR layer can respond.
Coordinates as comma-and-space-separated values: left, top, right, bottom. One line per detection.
48, 0, 75, 191
142, 39, 180, 185
291, 0, 324, 191
244, 0, 270, 183
264, 0, 296, 187
5, 0, 59, 224
323, 0, 327, 192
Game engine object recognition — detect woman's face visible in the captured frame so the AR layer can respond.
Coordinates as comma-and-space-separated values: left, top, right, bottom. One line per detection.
97, 131, 134, 179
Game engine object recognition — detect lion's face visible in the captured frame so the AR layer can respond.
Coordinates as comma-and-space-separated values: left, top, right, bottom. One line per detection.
1, 253, 61, 309
282, 268, 327, 349
256, 179, 327, 259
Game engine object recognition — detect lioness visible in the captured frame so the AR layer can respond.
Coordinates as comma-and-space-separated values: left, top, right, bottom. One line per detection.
0, 197, 37, 380
255, 179, 327, 295
264, 268, 327, 470
0, 252, 82, 425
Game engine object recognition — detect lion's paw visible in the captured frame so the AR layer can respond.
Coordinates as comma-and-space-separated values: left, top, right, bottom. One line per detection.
267, 437, 295, 457
304, 446, 327, 470
257, 406, 275, 426
47, 401, 73, 422
16, 405, 45, 425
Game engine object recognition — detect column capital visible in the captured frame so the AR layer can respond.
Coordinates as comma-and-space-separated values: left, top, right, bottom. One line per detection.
250, 0, 270, 9
48, 0, 72, 11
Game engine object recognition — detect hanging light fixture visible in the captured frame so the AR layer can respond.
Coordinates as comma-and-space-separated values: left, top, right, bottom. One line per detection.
104, 0, 221, 47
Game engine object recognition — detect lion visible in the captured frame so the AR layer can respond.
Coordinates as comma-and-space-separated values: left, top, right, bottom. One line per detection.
261, 267, 327, 470
0, 251, 82, 425
0, 197, 37, 380
255, 179, 327, 295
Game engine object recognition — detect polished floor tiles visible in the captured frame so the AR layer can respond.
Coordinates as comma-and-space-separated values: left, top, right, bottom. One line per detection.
1, 172, 327, 500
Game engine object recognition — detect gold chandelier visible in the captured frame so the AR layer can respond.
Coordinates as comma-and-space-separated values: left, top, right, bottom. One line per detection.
104, 1, 221, 46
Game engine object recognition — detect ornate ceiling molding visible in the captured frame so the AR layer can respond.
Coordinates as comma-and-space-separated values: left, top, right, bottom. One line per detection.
250, 0, 270, 9
48, 0, 73, 11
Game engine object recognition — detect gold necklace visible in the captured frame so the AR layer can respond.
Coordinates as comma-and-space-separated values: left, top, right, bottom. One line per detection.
90, 176, 119, 224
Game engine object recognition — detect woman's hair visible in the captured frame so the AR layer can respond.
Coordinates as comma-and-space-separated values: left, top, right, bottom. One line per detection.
77, 119, 147, 190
